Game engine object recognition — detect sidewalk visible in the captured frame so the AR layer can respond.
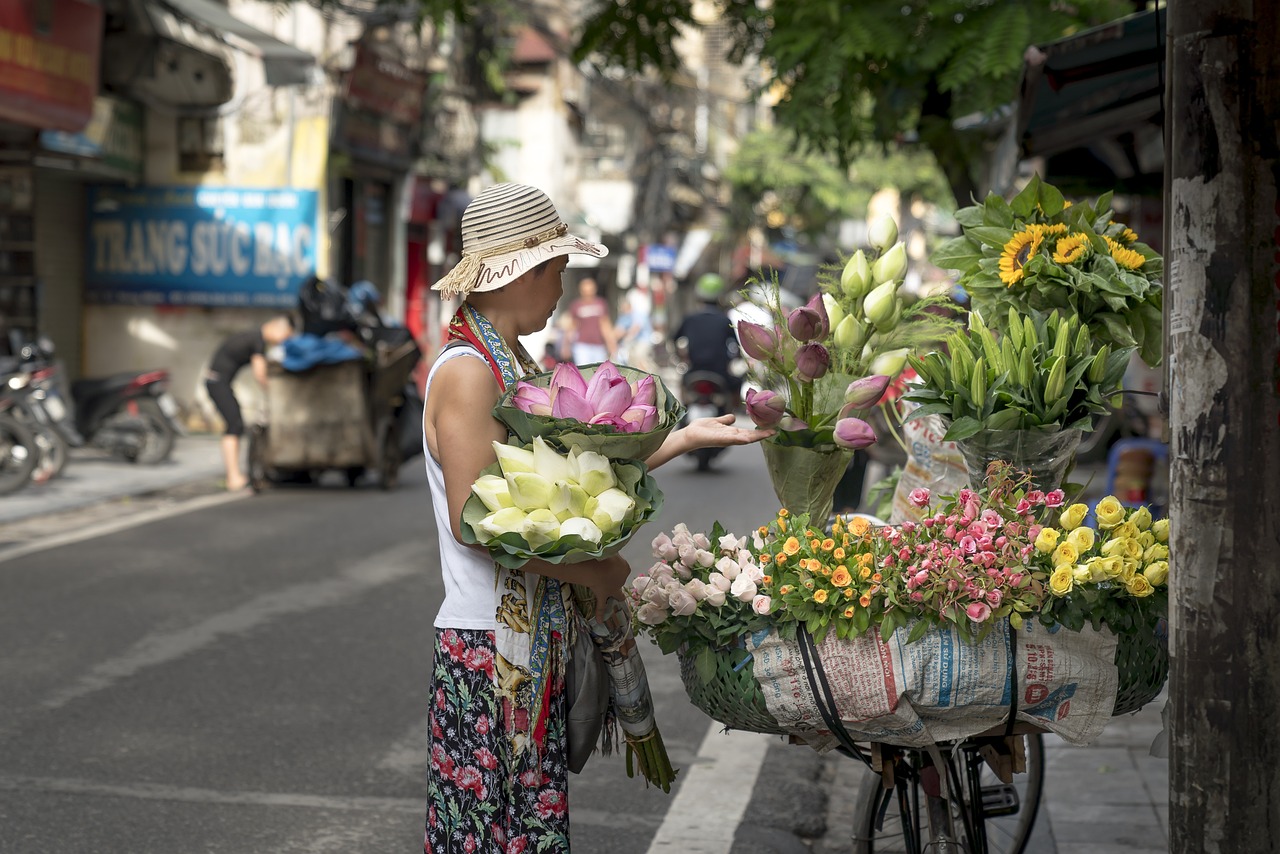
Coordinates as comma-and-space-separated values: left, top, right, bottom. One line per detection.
0, 433, 226, 527
812, 694, 1169, 853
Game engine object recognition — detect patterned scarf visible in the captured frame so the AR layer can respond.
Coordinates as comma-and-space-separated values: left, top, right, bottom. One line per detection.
447, 303, 571, 757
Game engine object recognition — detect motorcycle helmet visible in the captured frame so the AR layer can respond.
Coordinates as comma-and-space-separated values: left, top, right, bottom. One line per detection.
694, 273, 726, 301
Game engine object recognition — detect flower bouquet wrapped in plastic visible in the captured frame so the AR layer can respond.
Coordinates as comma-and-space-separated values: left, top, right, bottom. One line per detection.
461, 436, 664, 569
494, 361, 685, 461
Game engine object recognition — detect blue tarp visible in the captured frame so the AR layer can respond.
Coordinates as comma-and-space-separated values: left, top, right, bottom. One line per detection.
280, 334, 363, 372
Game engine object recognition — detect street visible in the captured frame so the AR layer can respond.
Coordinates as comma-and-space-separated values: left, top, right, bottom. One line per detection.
0, 440, 791, 854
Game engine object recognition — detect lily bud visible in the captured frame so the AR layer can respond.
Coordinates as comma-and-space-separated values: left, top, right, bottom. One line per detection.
492, 442, 537, 475
471, 474, 514, 513
841, 251, 871, 298
833, 416, 878, 450
531, 436, 572, 482
744, 388, 787, 427
833, 315, 866, 352
505, 471, 558, 511
574, 450, 617, 496
795, 342, 831, 382
863, 280, 899, 329
843, 375, 891, 409
737, 320, 780, 362
871, 242, 908, 284
868, 215, 899, 253
475, 507, 529, 541
821, 293, 845, 330
869, 348, 910, 378
559, 516, 604, 544
521, 508, 562, 548
512, 382, 552, 417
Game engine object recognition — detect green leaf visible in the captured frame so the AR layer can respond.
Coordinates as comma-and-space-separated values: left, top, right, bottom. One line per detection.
931, 236, 984, 271
966, 226, 1016, 249
906, 619, 930, 644
942, 416, 984, 441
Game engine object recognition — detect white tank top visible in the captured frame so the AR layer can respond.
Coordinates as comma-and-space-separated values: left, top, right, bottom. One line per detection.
424, 345, 501, 629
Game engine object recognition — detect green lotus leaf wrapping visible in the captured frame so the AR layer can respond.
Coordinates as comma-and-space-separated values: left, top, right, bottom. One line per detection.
493, 363, 686, 461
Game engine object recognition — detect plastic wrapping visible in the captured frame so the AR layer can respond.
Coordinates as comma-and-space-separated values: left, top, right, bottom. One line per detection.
761, 442, 854, 523
954, 427, 1083, 493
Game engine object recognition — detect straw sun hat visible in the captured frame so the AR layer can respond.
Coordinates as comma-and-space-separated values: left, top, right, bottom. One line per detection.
432, 183, 608, 298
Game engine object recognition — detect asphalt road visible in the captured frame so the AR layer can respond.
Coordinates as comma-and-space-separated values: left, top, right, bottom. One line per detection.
0, 440, 791, 854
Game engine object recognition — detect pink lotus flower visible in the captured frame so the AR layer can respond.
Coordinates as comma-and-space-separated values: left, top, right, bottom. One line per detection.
551, 385, 595, 421
513, 361, 663, 433
833, 416, 877, 450
843, 375, 891, 410
512, 383, 553, 417
786, 294, 829, 342
794, 343, 831, 382
737, 321, 780, 361
744, 388, 787, 427
631, 375, 657, 407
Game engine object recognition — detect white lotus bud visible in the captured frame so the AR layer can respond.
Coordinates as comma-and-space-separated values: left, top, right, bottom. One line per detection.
471, 475, 513, 513
869, 348, 910, 378
474, 507, 529, 541
549, 481, 591, 522
863, 280, 899, 329
531, 435, 572, 482
833, 315, 866, 351
871, 242, 908, 284
821, 293, 845, 331
574, 450, 617, 496
841, 250, 871, 298
559, 516, 603, 544
521, 508, 561, 548
587, 487, 637, 536
505, 471, 557, 511
492, 442, 536, 475
868, 215, 899, 253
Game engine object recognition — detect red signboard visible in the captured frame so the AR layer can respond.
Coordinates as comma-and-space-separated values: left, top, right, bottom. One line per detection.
0, 0, 104, 132
344, 43, 426, 128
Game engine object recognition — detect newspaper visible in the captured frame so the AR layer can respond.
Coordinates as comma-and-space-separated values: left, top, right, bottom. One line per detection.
747, 618, 1118, 751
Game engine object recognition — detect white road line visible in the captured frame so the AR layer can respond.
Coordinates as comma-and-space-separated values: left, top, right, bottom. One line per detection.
40, 540, 424, 711
0, 489, 250, 565
646, 724, 772, 853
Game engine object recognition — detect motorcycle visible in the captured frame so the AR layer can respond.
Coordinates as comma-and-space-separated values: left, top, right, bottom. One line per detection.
680, 370, 734, 472
0, 376, 39, 494
9, 336, 81, 482
71, 368, 183, 464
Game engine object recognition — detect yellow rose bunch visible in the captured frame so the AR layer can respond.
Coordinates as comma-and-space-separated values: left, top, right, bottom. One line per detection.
1035, 496, 1171, 634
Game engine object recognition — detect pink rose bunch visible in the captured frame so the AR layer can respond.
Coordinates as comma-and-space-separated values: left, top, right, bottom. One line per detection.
512, 361, 658, 433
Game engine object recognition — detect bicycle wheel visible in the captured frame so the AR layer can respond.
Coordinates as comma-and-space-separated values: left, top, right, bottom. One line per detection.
851, 735, 1044, 854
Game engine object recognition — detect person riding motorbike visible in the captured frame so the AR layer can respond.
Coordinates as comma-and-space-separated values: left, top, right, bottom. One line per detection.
673, 273, 741, 405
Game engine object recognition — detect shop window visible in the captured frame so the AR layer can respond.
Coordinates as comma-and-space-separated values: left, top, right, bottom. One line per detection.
178, 116, 225, 173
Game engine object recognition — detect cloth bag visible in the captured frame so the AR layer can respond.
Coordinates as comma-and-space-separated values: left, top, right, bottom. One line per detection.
565, 611, 611, 773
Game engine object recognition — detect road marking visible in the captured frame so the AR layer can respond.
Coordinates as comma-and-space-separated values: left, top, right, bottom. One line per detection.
0, 489, 249, 565
39, 540, 424, 712
645, 724, 772, 853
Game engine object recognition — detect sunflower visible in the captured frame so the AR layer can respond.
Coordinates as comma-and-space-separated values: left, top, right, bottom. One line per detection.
1109, 221, 1140, 245
1052, 232, 1090, 265
999, 228, 1044, 286
1106, 237, 1145, 270
1028, 223, 1068, 237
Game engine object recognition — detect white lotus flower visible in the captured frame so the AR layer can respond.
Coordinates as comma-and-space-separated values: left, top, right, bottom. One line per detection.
531, 435, 573, 482
559, 516, 603, 544
549, 481, 590, 522
586, 487, 636, 536
575, 450, 617, 496
471, 475, 513, 513
475, 507, 528, 541
522, 508, 561, 548
505, 471, 557, 511
492, 442, 536, 474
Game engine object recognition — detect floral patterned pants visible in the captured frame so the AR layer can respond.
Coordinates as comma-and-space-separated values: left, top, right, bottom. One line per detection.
425, 628, 570, 854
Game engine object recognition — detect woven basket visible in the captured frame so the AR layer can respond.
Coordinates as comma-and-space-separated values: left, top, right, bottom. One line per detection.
678, 618, 1168, 734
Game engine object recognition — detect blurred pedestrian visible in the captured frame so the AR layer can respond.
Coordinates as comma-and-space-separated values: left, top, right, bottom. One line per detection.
205, 315, 295, 491
566, 277, 616, 364
614, 292, 654, 370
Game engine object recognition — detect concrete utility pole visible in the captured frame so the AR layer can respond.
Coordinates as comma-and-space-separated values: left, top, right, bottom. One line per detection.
1166, 3, 1280, 851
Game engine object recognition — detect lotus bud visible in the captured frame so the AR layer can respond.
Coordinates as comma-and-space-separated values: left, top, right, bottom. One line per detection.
869, 348, 910, 378
531, 436, 572, 482
550, 362, 587, 396
505, 471, 558, 511
559, 516, 604, 544
868, 215, 899, 253
574, 450, 617, 496
491, 441, 536, 475
475, 507, 530, 542
521, 508, 562, 549
786, 300, 826, 343
471, 474, 514, 513
585, 362, 632, 415
863, 279, 899, 329
620, 404, 659, 433
588, 487, 637, 535
549, 480, 591, 521
737, 321, 780, 362
833, 315, 866, 352
778, 415, 809, 432
795, 342, 831, 382
630, 374, 657, 407
512, 382, 553, 417
744, 388, 787, 427
833, 417, 877, 450
550, 386, 596, 422
822, 293, 845, 330
871, 242, 908, 284
841, 250, 871, 298
843, 375, 891, 410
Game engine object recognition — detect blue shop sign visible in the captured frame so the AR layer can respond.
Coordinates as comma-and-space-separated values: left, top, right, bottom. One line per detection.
85, 186, 319, 308
645, 243, 677, 274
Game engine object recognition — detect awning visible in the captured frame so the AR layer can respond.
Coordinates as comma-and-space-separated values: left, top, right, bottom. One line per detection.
147, 0, 315, 86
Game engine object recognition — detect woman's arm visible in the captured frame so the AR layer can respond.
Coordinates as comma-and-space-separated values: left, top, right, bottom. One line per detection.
251, 353, 269, 388
427, 357, 633, 604
645, 415, 772, 470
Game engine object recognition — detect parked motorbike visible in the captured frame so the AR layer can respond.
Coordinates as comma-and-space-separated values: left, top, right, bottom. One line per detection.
680, 370, 734, 472
71, 368, 182, 464
9, 336, 81, 482
0, 377, 39, 494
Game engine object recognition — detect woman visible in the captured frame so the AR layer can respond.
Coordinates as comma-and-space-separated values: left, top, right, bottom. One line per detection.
421, 183, 767, 853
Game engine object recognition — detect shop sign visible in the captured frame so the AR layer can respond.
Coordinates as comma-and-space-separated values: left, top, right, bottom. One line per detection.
85, 186, 318, 308
39, 95, 144, 180
345, 43, 426, 128
645, 244, 677, 274
0, 0, 103, 131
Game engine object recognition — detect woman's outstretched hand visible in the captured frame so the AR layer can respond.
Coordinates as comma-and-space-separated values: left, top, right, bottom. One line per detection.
683, 413, 773, 449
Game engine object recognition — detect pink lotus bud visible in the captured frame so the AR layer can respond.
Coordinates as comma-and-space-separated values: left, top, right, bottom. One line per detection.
550, 362, 587, 396
843, 375, 890, 410
744, 388, 787, 427
512, 382, 553, 417
551, 386, 595, 422
737, 321, 780, 361
778, 415, 809, 432
584, 362, 632, 416
630, 375, 657, 407
620, 404, 659, 432
833, 417, 877, 450
795, 343, 830, 382
786, 295, 828, 343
